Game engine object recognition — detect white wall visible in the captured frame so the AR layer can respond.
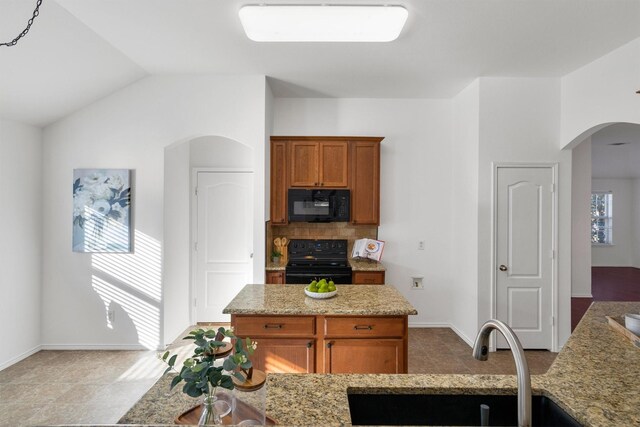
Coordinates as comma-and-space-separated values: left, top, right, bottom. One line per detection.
163, 140, 190, 345
42, 75, 267, 349
265, 82, 275, 223
0, 119, 42, 369
273, 98, 454, 327
634, 179, 640, 269
571, 139, 592, 297
561, 37, 640, 147
592, 179, 634, 267
451, 80, 480, 344
476, 78, 572, 350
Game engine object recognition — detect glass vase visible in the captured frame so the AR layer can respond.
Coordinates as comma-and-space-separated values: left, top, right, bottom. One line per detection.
198, 394, 232, 425
232, 369, 267, 426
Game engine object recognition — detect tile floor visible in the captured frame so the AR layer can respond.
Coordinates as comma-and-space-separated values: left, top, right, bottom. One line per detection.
407, 328, 557, 375
0, 328, 556, 426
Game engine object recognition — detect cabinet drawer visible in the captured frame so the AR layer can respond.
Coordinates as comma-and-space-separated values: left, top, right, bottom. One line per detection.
234, 316, 315, 337
352, 271, 385, 284
324, 316, 405, 338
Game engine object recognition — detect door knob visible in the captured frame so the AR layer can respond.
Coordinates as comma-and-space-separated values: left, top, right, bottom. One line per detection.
499, 265, 508, 272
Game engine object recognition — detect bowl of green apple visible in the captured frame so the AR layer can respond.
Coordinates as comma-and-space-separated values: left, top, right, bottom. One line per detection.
304, 278, 337, 299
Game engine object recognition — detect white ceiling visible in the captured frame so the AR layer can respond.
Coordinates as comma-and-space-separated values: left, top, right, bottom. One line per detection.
592, 123, 640, 179
1, 0, 639, 127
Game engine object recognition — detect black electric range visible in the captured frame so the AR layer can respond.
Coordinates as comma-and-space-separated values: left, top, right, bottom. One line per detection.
285, 239, 353, 284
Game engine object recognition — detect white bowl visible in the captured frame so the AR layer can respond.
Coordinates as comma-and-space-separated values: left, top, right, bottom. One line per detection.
304, 288, 337, 299
624, 313, 640, 336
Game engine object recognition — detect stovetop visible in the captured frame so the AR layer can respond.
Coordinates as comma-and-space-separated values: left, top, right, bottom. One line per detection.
287, 239, 348, 265
287, 260, 350, 268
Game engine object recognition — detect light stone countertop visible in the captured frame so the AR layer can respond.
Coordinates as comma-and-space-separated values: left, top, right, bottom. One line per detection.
349, 258, 386, 271
120, 301, 640, 426
222, 284, 418, 316
265, 261, 286, 271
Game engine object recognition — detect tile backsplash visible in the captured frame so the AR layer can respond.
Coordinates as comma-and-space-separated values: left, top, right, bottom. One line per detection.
266, 222, 378, 258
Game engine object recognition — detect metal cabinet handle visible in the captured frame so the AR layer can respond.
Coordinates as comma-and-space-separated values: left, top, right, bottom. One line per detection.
264, 324, 283, 329
326, 342, 333, 348
499, 265, 508, 272
307, 341, 313, 348
354, 325, 373, 330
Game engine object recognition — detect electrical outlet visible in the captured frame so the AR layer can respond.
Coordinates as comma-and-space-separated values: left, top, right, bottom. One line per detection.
107, 308, 115, 323
418, 241, 425, 250
411, 277, 424, 290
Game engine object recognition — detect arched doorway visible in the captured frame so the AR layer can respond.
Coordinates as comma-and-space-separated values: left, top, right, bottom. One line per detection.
163, 135, 255, 342
569, 122, 640, 329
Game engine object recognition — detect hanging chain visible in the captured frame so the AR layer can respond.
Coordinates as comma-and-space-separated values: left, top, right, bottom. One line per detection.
1, 0, 43, 47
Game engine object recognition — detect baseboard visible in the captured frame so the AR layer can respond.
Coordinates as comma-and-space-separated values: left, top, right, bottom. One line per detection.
408, 322, 474, 347
0, 344, 42, 370
41, 344, 153, 351
408, 322, 450, 328
571, 293, 593, 298
448, 323, 475, 347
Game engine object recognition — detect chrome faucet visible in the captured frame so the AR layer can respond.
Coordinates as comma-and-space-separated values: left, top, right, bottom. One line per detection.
473, 320, 531, 427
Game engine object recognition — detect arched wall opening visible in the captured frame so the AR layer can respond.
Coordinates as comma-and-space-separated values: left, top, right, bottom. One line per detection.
569, 122, 640, 303
163, 134, 255, 345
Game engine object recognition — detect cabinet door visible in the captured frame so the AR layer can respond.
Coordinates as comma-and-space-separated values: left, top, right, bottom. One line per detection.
352, 271, 385, 284
270, 141, 288, 224
318, 141, 348, 187
290, 141, 319, 187
324, 339, 403, 374
249, 338, 315, 373
351, 141, 380, 224
266, 271, 285, 284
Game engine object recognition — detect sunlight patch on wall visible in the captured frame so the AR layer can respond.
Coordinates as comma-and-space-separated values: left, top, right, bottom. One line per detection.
91, 229, 163, 350
92, 275, 160, 349
93, 230, 162, 300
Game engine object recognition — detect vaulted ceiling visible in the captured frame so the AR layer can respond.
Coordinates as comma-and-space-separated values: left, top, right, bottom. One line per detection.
1, 0, 639, 126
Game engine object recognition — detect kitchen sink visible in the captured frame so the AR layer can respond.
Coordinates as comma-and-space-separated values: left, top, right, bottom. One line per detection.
347, 393, 582, 426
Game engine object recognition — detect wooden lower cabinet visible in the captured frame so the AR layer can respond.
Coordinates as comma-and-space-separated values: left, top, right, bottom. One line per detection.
232, 314, 407, 374
323, 339, 404, 374
250, 338, 315, 373
352, 271, 385, 284
266, 271, 285, 284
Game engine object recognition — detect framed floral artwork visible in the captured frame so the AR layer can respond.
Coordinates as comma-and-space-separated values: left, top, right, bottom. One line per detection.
72, 169, 132, 253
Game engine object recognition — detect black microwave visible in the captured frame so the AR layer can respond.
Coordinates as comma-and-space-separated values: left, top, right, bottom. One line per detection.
288, 189, 350, 222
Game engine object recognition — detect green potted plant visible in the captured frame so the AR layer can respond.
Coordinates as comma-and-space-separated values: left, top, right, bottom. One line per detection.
161, 327, 257, 425
271, 248, 282, 264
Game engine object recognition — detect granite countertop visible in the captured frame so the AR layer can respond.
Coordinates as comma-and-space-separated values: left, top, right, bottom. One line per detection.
349, 258, 386, 271
266, 301, 640, 426
265, 259, 385, 272
222, 284, 418, 316
265, 261, 285, 271
120, 301, 640, 426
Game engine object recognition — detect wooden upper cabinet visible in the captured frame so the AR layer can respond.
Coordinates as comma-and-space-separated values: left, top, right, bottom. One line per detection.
270, 136, 382, 225
351, 140, 381, 225
290, 140, 348, 188
270, 141, 288, 224
318, 142, 349, 187
290, 141, 319, 187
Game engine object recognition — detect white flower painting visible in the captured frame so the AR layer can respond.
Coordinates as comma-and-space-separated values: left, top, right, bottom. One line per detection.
73, 169, 132, 253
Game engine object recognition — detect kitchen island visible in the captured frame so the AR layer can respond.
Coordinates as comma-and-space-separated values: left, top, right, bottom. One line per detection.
120, 301, 640, 426
223, 284, 418, 374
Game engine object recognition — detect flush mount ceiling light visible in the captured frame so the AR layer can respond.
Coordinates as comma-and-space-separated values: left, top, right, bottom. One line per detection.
238, 4, 408, 42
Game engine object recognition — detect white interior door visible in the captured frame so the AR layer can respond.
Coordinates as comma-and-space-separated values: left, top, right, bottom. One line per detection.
196, 172, 253, 322
496, 166, 554, 349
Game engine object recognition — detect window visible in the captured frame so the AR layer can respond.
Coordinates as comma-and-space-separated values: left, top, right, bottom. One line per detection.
591, 192, 613, 245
